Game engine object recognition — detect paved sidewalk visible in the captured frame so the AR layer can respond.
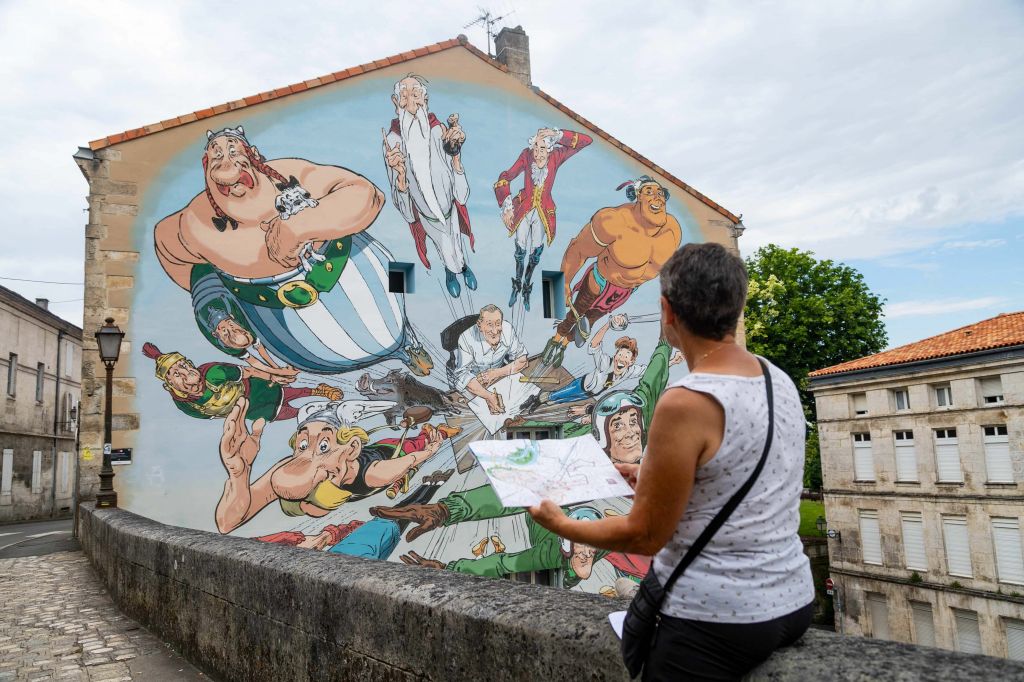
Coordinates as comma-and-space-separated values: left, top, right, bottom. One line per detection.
0, 551, 206, 681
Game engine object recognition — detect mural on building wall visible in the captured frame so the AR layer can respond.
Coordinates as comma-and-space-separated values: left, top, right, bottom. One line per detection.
128, 68, 705, 597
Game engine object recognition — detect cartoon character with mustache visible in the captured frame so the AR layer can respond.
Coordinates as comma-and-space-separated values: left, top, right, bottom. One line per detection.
154, 125, 430, 377
540, 176, 682, 369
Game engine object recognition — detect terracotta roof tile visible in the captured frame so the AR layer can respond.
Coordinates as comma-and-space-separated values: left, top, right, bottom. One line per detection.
809, 311, 1024, 377
80, 36, 738, 223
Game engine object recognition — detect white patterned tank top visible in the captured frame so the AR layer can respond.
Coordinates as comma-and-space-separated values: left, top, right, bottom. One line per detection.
652, 360, 815, 623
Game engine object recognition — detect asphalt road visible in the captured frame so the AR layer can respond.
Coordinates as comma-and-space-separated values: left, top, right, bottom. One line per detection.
0, 517, 79, 559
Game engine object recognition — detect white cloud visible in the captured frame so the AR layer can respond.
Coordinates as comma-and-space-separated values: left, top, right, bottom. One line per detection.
885, 296, 1008, 319
942, 238, 1007, 250
0, 0, 1022, 329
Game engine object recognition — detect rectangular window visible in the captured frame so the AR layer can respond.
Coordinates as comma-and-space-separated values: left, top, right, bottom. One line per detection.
979, 376, 1004, 405
851, 392, 868, 416
506, 426, 561, 441
860, 510, 883, 565
31, 451, 42, 494
540, 271, 566, 320
984, 425, 1013, 483
992, 517, 1024, 585
911, 601, 936, 648
6, 353, 16, 396
1005, 618, 1024, 662
893, 388, 910, 411
894, 430, 918, 482
1, 449, 12, 500
866, 592, 890, 639
901, 511, 928, 571
943, 515, 973, 577
64, 343, 73, 378
934, 428, 963, 483
35, 363, 45, 402
509, 569, 555, 586
934, 384, 952, 408
953, 609, 983, 655
853, 432, 874, 481
387, 261, 414, 294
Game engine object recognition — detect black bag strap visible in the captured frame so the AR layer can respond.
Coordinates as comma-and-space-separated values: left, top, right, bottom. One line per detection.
662, 357, 775, 595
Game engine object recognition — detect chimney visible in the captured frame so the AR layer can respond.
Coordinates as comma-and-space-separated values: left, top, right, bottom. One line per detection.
35, 298, 49, 310
494, 26, 531, 86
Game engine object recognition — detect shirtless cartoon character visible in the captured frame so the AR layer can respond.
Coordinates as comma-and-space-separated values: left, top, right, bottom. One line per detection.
540, 176, 682, 368
154, 125, 428, 376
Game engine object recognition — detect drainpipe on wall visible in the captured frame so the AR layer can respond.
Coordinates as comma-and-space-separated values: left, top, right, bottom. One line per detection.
50, 329, 63, 517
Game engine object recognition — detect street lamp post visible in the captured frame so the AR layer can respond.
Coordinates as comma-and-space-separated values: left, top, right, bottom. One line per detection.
95, 317, 124, 508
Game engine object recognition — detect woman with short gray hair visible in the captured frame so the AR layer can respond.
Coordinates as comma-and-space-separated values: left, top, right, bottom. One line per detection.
530, 242, 814, 680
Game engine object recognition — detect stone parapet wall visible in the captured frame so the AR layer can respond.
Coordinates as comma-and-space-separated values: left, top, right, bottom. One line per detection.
77, 505, 1024, 681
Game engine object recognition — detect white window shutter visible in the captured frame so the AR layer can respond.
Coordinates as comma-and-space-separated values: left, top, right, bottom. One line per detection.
901, 512, 928, 571
854, 439, 875, 481
1006, 619, 1024, 661
867, 593, 890, 639
1, 449, 12, 497
943, 516, 973, 577
896, 440, 918, 482
911, 602, 936, 648
954, 609, 983, 655
860, 510, 883, 565
31, 451, 42, 494
984, 430, 1013, 483
992, 518, 1024, 585
935, 433, 963, 483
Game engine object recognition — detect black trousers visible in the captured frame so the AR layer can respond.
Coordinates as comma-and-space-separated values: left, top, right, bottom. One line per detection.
641, 601, 814, 682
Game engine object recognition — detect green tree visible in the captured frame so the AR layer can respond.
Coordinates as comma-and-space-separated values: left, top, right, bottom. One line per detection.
744, 245, 887, 490
745, 245, 887, 410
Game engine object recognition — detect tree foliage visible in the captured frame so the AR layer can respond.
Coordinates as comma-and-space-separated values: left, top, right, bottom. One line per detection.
744, 245, 885, 491
744, 244, 888, 417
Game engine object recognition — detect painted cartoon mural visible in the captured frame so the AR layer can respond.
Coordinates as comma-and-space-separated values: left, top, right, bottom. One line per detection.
115, 53, 724, 598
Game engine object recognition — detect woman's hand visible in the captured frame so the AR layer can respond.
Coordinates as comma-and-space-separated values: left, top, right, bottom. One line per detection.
615, 462, 640, 490
527, 499, 565, 532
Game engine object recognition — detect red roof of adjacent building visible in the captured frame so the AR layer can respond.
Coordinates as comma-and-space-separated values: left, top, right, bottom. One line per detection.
809, 311, 1024, 378
84, 36, 739, 224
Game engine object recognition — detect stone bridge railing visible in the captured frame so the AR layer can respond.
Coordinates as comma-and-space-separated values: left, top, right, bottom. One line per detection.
78, 505, 1024, 681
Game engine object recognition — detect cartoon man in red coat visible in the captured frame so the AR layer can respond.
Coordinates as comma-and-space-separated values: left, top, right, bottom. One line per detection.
493, 127, 592, 311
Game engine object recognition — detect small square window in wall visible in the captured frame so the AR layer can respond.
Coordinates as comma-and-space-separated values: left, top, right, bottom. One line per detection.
979, 376, 1004, 406
541, 271, 566, 320
851, 392, 868, 416
388, 262, 415, 294
933, 384, 952, 409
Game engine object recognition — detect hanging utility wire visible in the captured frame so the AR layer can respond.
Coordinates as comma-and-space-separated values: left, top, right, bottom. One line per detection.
0, 275, 83, 285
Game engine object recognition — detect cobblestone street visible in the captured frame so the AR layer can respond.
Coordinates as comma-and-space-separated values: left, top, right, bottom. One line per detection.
0, 551, 204, 681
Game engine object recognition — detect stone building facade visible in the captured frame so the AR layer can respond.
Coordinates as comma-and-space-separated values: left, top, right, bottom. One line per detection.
0, 286, 82, 522
810, 312, 1024, 659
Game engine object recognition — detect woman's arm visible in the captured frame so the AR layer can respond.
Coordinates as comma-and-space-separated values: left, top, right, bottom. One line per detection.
528, 387, 723, 555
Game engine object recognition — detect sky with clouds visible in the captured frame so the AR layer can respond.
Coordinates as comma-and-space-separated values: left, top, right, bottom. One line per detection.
0, 0, 1021, 349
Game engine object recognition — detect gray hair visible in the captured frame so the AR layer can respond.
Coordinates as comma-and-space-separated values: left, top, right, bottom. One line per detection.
528, 129, 558, 151
394, 74, 429, 99
478, 303, 503, 320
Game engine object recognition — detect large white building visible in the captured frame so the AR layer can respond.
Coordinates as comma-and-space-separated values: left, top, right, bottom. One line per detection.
809, 311, 1024, 658
0, 285, 82, 522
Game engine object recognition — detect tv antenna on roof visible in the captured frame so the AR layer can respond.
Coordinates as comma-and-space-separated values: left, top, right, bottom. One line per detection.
464, 7, 510, 57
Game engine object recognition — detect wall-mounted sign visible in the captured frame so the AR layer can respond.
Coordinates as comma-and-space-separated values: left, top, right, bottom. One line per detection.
110, 448, 133, 466
82, 447, 93, 462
